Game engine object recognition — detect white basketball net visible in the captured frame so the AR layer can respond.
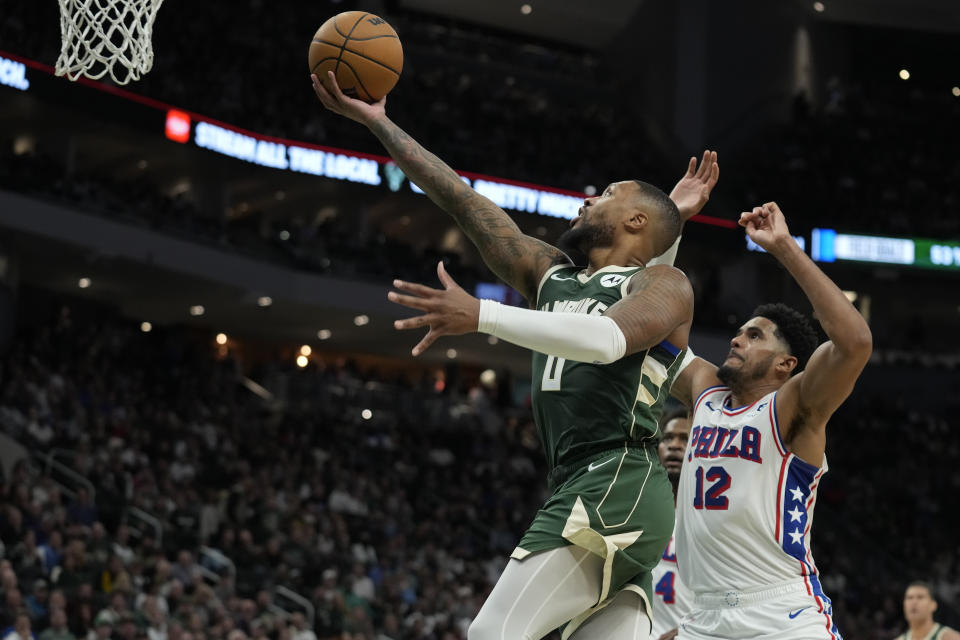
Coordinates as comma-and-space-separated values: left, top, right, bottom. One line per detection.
56, 0, 164, 85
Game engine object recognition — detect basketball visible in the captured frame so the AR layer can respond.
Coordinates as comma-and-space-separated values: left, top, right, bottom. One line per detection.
309, 11, 403, 103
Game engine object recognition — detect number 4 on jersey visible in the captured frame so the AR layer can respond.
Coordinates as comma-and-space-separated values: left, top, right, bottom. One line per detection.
655, 571, 676, 604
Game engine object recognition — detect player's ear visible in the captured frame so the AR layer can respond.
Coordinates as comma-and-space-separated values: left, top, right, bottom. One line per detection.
777, 354, 798, 376
624, 209, 648, 233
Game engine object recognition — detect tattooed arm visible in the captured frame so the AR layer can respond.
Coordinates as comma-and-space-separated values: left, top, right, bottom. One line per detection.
312, 72, 569, 301
387, 262, 694, 361
604, 265, 695, 354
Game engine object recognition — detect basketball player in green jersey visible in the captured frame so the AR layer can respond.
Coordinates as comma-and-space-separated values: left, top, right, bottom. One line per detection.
313, 72, 718, 639
897, 582, 960, 640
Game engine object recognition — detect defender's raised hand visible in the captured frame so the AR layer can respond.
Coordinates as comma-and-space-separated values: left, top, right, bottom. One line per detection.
311, 71, 385, 126
669, 150, 719, 221
388, 262, 481, 356
739, 201, 793, 254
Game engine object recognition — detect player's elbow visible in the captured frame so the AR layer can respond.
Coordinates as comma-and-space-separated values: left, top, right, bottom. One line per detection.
851, 324, 873, 355
840, 324, 873, 362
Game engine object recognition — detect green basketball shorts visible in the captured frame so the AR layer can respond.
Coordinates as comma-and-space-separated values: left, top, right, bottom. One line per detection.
511, 442, 675, 638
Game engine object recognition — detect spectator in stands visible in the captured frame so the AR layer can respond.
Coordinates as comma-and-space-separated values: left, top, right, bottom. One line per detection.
1, 591, 23, 630
88, 612, 111, 640
23, 581, 48, 625
2, 613, 34, 640
37, 608, 74, 640
286, 612, 314, 640
37, 533, 63, 575
65, 490, 96, 528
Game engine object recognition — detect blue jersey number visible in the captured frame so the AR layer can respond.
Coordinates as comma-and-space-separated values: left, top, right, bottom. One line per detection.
693, 466, 731, 510
655, 571, 676, 604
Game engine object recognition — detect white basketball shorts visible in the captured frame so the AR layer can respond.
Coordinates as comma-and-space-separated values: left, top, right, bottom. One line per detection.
677, 578, 842, 640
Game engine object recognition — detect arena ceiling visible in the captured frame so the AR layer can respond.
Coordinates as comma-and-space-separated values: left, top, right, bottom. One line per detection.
398, 0, 960, 49
396, 0, 646, 49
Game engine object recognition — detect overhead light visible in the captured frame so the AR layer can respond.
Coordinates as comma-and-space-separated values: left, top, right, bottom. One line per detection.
296, 355, 308, 368
274, 190, 286, 201
12, 136, 35, 156
584, 185, 596, 196
480, 369, 497, 386
140, 322, 152, 333
279, 230, 290, 241
843, 290, 858, 303
899, 69, 910, 81
361, 409, 372, 420
300, 345, 312, 356
257, 296, 273, 307
77, 277, 91, 289
953, 87, 960, 97
136, 159, 148, 170
520, 3, 532, 14
446, 348, 458, 359
317, 329, 332, 340
169, 178, 191, 197
812, 1, 825, 12
487, 335, 499, 345
189, 305, 205, 316
354, 315, 369, 326
216, 332, 227, 345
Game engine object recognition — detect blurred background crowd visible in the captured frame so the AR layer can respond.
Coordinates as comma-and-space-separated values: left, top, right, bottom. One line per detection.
0, 295, 956, 640
0, 0, 958, 638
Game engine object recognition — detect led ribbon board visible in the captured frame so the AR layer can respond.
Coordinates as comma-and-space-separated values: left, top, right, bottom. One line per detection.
186, 119, 583, 219
812, 229, 960, 271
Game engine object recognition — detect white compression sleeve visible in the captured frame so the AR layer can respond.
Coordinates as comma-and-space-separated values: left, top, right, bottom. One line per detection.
477, 300, 626, 364
646, 235, 681, 267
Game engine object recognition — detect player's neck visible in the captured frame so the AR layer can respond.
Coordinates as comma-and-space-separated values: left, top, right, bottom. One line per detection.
909, 619, 935, 639
728, 381, 780, 408
584, 246, 646, 275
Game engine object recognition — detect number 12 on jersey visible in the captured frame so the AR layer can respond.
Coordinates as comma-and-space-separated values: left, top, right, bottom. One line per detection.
692, 465, 731, 510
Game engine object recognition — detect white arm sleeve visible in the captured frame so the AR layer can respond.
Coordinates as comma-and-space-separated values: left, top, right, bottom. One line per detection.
478, 300, 626, 364
646, 235, 682, 267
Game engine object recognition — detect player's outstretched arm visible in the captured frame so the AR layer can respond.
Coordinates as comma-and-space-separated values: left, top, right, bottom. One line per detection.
649, 150, 720, 268
669, 357, 720, 409
312, 72, 568, 301
742, 203, 872, 461
388, 262, 692, 361
669, 150, 720, 222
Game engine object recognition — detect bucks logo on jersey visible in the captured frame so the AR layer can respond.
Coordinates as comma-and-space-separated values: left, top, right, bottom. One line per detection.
531, 264, 686, 469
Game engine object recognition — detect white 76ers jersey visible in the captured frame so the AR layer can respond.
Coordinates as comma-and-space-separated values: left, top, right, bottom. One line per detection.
651, 529, 694, 638
675, 386, 832, 600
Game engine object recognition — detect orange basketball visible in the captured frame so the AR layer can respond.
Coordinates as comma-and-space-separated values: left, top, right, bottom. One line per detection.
308, 11, 403, 103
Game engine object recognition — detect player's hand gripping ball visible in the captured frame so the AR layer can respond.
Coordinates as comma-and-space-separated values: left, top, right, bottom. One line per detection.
308, 11, 403, 103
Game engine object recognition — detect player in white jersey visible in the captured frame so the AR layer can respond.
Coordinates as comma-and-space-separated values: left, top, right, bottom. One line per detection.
668, 202, 873, 639
895, 582, 960, 640
651, 407, 694, 640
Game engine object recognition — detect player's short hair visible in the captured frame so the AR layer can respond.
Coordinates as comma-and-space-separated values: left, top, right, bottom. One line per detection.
751, 303, 819, 374
907, 581, 936, 598
659, 404, 690, 430
632, 180, 681, 257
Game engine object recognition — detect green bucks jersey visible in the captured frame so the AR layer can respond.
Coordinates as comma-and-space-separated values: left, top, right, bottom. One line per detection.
531, 264, 686, 469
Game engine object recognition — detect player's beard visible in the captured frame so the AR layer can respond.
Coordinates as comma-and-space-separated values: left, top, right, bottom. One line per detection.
556, 221, 616, 266
716, 353, 775, 392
